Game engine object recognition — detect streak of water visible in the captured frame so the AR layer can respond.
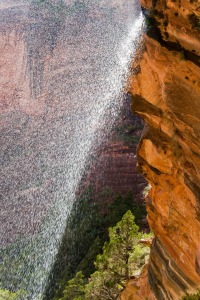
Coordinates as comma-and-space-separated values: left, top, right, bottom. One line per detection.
0, 0, 144, 298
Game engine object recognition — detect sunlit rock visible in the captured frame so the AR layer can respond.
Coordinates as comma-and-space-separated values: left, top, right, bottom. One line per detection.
127, 0, 200, 298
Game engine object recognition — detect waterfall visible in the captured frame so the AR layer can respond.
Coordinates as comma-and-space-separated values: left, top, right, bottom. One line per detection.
0, 0, 144, 298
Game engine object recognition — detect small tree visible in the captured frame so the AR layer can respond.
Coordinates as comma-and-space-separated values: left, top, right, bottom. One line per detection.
85, 211, 150, 300
58, 211, 151, 300
182, 289, 200, 300
0, 289, 25, 300
61, 272, 85, 300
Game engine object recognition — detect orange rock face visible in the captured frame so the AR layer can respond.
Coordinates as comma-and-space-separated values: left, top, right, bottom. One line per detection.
126, 0, 200, 298
151, 0, 200, 55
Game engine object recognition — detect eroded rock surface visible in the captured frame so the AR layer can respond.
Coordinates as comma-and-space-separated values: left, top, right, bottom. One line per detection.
127, 0, 200, 298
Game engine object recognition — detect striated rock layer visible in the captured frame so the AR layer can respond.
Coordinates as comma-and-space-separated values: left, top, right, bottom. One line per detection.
78, 139, 146, 202
127, 0, 200, 299
76, 111, 146, 205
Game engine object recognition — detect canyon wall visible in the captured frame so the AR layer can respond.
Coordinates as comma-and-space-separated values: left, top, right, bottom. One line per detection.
127, 0, 200, 299
76, 111, 146, 204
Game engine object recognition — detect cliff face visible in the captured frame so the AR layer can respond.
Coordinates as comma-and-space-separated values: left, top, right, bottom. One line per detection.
77, 112, 146, 205
127, 0, 200, 299
78, 140, 146, 201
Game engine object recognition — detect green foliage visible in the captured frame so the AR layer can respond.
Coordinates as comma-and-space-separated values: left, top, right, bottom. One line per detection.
113, 124, 142, 146
85, 211, 151, 299
1, 184, 147, 300
47, 185, 102, 299
59, 211, 152, 300
182, 290, 200, 300
106, 191, 146, 227
143, 184, 151, 197
0, 237, 35, 293
84, 270, 123, 300
0, 289, 25, 300
94, 211, 145, 279
61, 272, 85, 300
75, 237, 103, 277
85, 212, 150, 299
106, 192, 132, 225
49, 187, 147, 300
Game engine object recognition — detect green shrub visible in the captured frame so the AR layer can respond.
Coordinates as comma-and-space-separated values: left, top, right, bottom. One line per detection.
182, 289, 200, 300
113, 124, 141, 146
0, 289, 25, 300
58, 211, 153, 300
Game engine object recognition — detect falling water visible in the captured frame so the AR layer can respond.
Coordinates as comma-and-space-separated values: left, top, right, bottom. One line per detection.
0, 0, 144, 298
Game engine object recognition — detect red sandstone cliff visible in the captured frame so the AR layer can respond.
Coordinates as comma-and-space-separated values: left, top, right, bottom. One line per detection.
123, 0, 200, 299
76, 111, 147, 208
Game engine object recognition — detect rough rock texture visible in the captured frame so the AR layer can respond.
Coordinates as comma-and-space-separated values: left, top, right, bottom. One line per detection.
120, 265, 155, 300
126, 0, 200, 299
